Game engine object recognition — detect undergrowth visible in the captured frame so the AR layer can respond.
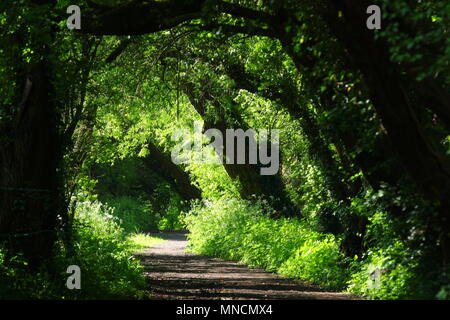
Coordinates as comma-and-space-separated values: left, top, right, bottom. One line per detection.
184, 196, 426, 298
184, 197, 349, 291
0, 200, 156, 299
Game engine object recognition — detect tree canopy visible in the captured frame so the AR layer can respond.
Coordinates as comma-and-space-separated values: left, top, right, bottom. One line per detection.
1, 0, 449, 299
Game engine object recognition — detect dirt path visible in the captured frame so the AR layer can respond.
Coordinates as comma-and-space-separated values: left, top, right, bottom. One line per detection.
136, 232, 358, 300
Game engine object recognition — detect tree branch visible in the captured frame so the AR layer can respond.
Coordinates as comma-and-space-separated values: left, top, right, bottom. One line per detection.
81, 0, 206, 35
79, 0, 276, 36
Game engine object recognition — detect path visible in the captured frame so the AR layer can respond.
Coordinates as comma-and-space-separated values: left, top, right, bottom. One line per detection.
135, 232, 358, 300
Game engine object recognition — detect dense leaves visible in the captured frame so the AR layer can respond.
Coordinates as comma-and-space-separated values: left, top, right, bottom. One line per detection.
1, 0, 449, 299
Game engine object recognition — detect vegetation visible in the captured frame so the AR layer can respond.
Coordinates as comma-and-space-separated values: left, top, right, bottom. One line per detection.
0, 200, 148, 299
185, 197, 349, 290
1, 0, 449, 300
184, 196, 427, 298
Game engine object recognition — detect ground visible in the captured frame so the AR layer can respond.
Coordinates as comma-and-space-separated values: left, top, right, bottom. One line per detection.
135, 232, 359, 300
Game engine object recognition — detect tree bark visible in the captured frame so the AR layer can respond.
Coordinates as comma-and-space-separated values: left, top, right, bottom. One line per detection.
0, 1, 62, 267
143, 140, 202, 202
320, 0, 450, 268
0, 60, 61, 267
182, 81, 297, 217
222, 62, 354, 201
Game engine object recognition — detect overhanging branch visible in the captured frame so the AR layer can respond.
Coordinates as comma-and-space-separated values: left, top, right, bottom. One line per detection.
79, 0, 276, 36
81, 0, 206, 35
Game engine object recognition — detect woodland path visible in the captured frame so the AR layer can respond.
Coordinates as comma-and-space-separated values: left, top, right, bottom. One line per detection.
135, 232, 358, 300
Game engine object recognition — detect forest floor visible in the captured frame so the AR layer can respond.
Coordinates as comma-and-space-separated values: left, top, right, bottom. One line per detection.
135, 231, 359, 300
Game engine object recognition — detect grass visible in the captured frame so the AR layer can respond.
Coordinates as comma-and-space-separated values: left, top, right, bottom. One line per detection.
126, 233, 165, 252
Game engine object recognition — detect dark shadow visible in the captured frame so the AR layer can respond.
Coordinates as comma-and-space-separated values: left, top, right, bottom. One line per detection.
136, 232, 355, 300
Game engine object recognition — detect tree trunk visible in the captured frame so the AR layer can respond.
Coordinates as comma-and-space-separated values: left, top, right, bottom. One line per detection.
0, 1, 61, 267
183, 82, 297, 217
143, 140, 202, 201
320, 0, 450, 269
0, 60, 61, 267
223, 62, 354, 201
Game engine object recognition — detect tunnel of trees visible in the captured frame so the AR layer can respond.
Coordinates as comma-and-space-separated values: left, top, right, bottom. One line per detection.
0, 0, 449, 299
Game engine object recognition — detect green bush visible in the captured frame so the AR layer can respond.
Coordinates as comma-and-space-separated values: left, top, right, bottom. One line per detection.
0, 248, 52, 299
157, 197, 186, 231
0, 200, 147, 299
105, 196, 156, 233
103, 192, 186, 233
184, 197, 349, 290
63, 200, 146, 299
345, 210, 419, 299
347, 241, 417, 299
184, 197, 267, 259
279, 237, 349, 290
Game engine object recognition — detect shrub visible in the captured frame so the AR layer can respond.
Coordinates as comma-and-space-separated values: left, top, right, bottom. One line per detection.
62, 200, 146, 299
0, 200, 147, 299
184, 197, 349, 290
347, 241, 417, 299
346, 210, 419, 299
279, 237, 349, 290
157, 198, 186, 231
104, 196, 156, 233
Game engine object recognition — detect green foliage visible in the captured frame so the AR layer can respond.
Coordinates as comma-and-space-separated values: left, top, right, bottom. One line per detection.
344, 198, 433, 300
91, 156, 188, 232
184, 197, 349, 290
347, 241, 417, 300
0, 249, 54, 299
105, 196, 156, 233
0, 201, 147, 299
187, 161, 240, 199
436, 285, 450, 300
157, 200, 186, 231
184, 194, 437, 297
279, 237, 349, 290
62, 201, 146, 299
126, 233, 164, 252
377, 0, 450, 81
2, 0, 448, 301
